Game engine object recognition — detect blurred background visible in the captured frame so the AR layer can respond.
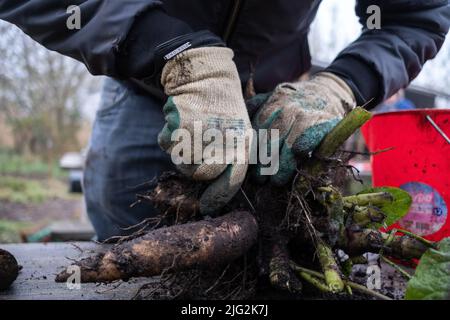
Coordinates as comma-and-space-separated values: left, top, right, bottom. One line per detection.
0, 19, 102, 243
0, 0, 449, 243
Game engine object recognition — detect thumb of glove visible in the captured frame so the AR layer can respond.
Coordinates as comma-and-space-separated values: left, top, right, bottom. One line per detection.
199, 163, 248, 216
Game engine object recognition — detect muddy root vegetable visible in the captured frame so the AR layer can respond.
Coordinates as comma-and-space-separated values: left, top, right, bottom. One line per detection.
0, 248, 19, 291
137, 172, 202, 223
268, 236, 302, 293
56, 211, 258, 283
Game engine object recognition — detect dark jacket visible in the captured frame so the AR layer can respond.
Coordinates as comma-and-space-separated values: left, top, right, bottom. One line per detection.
0, 0, 449, 107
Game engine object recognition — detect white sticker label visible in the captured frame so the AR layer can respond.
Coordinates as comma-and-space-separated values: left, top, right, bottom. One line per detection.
399, 182, 447, 236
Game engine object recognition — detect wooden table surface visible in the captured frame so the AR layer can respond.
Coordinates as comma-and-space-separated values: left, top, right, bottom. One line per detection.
1, 243, 408, 300
0, 242, 156, 300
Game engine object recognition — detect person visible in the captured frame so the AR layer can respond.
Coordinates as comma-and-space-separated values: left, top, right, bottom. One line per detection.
373, 89, 417, 113
1, 1, 448, 240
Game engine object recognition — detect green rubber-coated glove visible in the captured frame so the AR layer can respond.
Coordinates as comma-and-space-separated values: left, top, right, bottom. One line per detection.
159, 47, 253, 215
250, 72, 356, 186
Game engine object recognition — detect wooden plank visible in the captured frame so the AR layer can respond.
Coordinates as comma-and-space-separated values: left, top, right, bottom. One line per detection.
0, 242, 157, 300
0, 243, 408, 300
48, 220, 95, 241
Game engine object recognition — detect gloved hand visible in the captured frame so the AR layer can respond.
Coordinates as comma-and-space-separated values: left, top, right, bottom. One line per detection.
249, 72, 356, 186
159, 47, 252, 215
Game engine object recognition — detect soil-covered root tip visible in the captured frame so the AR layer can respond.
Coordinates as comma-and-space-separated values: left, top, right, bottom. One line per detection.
138, 172, 202, 223
56, 211, 258, 283
268, 237, 302, 293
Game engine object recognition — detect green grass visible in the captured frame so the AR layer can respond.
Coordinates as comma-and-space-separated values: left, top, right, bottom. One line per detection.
0, 175, 79, 243
0, 150, 78, 243
0, 219, 31, 243
0, 148, 67, 178
0, 176, 49, 204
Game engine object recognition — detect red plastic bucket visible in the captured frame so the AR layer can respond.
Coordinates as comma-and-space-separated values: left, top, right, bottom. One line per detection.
361, 109, 450, 242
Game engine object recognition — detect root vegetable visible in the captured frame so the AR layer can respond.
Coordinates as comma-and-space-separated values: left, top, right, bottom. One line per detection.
56, 211, 258, 283
137, 172, 201, 223
268, 236, 302, 293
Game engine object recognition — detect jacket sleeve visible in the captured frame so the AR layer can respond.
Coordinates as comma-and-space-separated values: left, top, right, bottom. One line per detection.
0, 0, 197, 77
326, 0, 450, 107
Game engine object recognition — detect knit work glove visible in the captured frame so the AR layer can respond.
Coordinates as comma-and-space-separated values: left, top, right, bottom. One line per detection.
249, 72, 356, 186
159, 47, 253, 215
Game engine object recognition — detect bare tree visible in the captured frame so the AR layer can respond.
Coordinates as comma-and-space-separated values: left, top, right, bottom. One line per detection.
309, 0, 450, 97
0, 22, 92, 160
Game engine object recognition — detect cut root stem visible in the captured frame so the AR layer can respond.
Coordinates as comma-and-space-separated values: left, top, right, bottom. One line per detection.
316, 242, 344, 293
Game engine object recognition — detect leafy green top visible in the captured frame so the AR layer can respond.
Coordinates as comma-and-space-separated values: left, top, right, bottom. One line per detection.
406, 237, 450, 300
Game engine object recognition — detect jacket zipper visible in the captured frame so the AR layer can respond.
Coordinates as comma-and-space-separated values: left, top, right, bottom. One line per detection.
223, 0, 243, 43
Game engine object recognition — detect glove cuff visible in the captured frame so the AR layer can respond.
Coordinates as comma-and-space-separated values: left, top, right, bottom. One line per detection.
161, 46, 239, 96
155, 30, 225, 68
131, 30, 225, 97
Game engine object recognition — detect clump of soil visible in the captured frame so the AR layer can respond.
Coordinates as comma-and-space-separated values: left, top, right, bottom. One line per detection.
0, 248, 19, 290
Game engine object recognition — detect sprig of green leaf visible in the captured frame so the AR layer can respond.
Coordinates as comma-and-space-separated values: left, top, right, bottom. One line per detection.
406, 238, 450, 300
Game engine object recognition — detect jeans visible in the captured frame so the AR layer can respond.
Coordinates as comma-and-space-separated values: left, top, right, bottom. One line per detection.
84, 78, 173, 241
